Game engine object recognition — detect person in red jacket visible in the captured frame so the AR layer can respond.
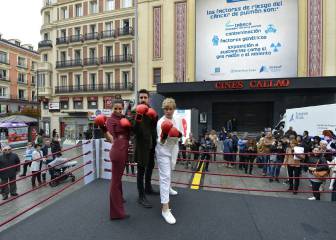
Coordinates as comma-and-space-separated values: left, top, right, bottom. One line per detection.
104, 99, 132, 220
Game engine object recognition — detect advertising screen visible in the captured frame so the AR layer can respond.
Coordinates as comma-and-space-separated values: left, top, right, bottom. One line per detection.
196, 0, 298, 81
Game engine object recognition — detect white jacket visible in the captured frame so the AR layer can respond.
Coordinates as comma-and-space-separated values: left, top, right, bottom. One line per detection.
31, 150, 44, 172
156, 116, 180, 169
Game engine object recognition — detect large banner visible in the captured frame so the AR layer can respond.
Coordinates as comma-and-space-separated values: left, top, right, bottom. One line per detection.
196, 0, 298, 81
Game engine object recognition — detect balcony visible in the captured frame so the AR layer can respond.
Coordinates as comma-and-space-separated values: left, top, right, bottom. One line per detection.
0, 76, 10, 82
101, 30, 116, 39
56, 37, 69, 45
56, 59, 82, 68
69, 35, 83, 43
38, 40, 53, 49
37, 62, 52, 71
117, 27, 134, 37
100, 54, 133, 65
83, 58, 99, 66
55, 83, 134, 94
42, 0, 54, 8
17, 63, 27, 69
0, 58, 9, 65
18, 79, 27, 85
38, 87, 52, 96
84, 32, 99, 41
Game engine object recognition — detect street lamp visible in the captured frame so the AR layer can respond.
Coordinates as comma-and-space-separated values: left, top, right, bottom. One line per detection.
35, 69, 40, 131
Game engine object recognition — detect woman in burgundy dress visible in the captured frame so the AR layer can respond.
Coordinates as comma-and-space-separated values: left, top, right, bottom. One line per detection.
106, 99, 131, 220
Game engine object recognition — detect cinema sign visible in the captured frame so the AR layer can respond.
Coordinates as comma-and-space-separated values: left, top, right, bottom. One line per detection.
215, 79, 291, 90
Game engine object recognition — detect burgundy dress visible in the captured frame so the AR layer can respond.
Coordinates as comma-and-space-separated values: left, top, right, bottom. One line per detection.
106, 113, 130, 219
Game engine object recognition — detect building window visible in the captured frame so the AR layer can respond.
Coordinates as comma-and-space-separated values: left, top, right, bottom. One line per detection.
60, 101, 69, 109
18, 73, 26, 83
74, 50, 81, 63
88, 97, 98, 109
90, 73, 96, 90
74, 74, 81, 90
122, 0, 132, 8
0, 104, 8, 113
43, 54, 48, 62
122, 71, 129, 87
31, 75, 36, 85
61, 7, 68, 19
32, 91, 36, 101
90, 1, 98, 14
38, 73, 46, 87
31, 61, 37, 70
0, 69, 7, 80
105, 46, 113, 58
105, 22, 112, 31
122, 19, 130, 33
90, 24, 96, 34
75, 27, 81, 36
60, 75, 67, 86
60, 29, 67, 38
105, 72, 113, 89
122, 44, 130, 58
18, 89, 25, 100
18, 57, 26, 68
73, 98, 83, 109
44, 33, 49, 40
44, 12, 50, 24
75, 4, 83, 17
0, 51, 8, 64
153, 68, 161, 85
106, 0, 115, 11
60, 51, 66, 62
0, 87, 7, 98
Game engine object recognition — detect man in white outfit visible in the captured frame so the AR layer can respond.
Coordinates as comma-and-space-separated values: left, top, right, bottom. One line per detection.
155, 98, 181, 224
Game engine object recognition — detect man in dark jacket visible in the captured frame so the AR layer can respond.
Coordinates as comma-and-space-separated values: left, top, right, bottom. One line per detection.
132, 89, 158, 208
0, 146, 20, 200
41, 138, 61, 181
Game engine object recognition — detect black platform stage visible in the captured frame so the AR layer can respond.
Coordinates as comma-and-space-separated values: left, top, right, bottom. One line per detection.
1, 180, 336, 240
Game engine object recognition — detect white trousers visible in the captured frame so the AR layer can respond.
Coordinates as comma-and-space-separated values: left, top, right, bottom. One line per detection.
155, 144, 178, 204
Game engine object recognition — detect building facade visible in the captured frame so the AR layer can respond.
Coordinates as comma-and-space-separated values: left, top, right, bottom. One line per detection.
39, 0, 135, 139
0, 36, 39, 114
137, 0, 336, 134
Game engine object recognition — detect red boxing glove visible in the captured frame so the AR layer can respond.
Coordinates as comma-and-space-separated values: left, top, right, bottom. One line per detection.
135, 104, 149, 122
161, 120, 173, 134
95, 115, 107, 128
146, 108, 157, 120
160, 132, 168, 144
168, 127, 181, 138
120, 118, 132, 128
136, 104, 149, 115
95, 115, 107, 133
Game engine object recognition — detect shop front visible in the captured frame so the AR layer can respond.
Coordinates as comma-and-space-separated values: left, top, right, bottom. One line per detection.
157, 77, 336, 133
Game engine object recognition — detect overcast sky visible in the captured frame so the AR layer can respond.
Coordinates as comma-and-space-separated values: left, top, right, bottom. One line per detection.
0, 0, 42, 50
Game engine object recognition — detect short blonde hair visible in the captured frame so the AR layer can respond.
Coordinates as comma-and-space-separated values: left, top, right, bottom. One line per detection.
162, 98, 176, 109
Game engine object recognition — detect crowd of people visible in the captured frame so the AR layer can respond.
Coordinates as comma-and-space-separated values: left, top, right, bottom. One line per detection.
178, 126, 336, 201
0, 130, 63, 200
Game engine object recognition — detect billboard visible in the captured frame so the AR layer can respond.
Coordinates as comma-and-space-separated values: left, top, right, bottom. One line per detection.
196, 0, 298, 81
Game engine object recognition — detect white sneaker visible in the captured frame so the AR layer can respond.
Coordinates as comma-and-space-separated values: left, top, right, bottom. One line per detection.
308, 196, 316, 200
162, 209, 176, 224
169, 188, 178, 195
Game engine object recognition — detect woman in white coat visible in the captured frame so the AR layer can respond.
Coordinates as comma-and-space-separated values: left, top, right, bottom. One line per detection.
31, 143, 44, 188
155, 98, 182, 224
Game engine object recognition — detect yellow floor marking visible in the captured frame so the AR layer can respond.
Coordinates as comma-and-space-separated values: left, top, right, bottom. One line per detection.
190, 162, 204, 190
